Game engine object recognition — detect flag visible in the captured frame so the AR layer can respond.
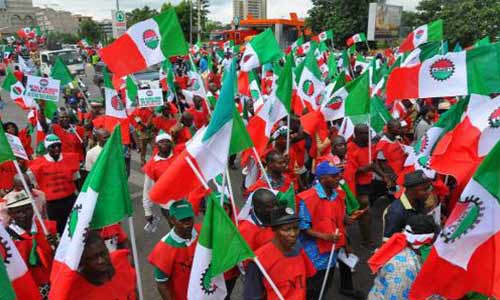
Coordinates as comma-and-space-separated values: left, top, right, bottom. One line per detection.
103, 67, 127, 119
276, 184, 295, 211
316, 30, 333, 42
248, 71, 264, 109
386, 43, 500, 104
160, 59, 176, 101
246, 55, 293, 156
49, 126, 133, 300
320, 70, 370, 121
0, 225, 41, 300
409, 139, 500, 299
125, 76, 138, 109
188, 193, 255, 300
17, 27, 34, 39
50, 57, 74, 87
297, 48, 325, 110
149, 60, 250, 202
1, 68, 34, 109
399, 19, 443, 53
346, 33, 366, 46
340, 180, 360, 215
223, 40, 234, 52
0, 258, 15, 300
454, 42, 463, 52
474, 36, 491, 48
240, 29, 283, 72
431, 95, 500, 190
327, 52, 338, 79
99, 8, 188, 78
400, 41, 444, 67
0, 124, 15, 164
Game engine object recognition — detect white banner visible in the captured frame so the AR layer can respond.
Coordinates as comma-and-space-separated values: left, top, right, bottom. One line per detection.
6, 133, 28, 160
26, 75, 60, 102
138, 89, 164, 107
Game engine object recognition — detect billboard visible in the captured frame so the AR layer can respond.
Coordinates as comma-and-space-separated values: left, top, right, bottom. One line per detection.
112, 10, 127, 39
367, 2, 403, 41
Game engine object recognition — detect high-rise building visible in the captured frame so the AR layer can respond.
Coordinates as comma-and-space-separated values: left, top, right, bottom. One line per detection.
233, 0, 267, 20
35, 8, 80, 35
0, 0, 37, 34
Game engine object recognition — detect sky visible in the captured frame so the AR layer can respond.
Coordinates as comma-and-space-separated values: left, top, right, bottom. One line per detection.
32, 0, 419, 23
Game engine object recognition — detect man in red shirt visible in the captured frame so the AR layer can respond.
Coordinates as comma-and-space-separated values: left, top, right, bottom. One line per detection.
375, 119, 408, 191
13, 65, 24, 82
149, 200, 198, 300
239, 188, 279, 251
171, 112, 194, 147
344, 124, 377, 249
185, 95, 209, 129
142, 131, 175, 226
244, 206, 316, 300
62, 230, 137, 300
28, 134, 80, 235
6, 193, 58, 299
130, 107, 155, 165
152, 104, 178, 137
49, 109, 86, 162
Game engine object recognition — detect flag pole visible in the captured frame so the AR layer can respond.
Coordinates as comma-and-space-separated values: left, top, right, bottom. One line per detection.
285, 113, 291, 155
252, 146, 272, 188
368, 117, 372, 163
225, 168, 239, 228
318, 228, 339, 300
253, 257, 285, 300
12, 160, 49, 236
185, 156, 210, 190
220, 170, 227, 206
127, 216, 145, 300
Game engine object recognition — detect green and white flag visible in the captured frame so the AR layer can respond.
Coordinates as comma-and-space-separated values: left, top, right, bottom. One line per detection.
321, 70, 370, 121
318, 30, 333, 42
49, 125, 133, 299
0, 124, 15, 164
103, 67, 127, 119
346, 33, 366, 46
50, 57, 74, 87
187, 193, 255, 300
126, 76, 138, 109
240, 29, 283, 72
297, 48, 325, 109
248, 70, 264, 109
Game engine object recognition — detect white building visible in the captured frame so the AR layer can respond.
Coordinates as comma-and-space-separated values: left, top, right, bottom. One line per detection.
233, 0, 267, 20
35, 7, 80, 35
98, 19, 113, 38
0, 0, 36, 34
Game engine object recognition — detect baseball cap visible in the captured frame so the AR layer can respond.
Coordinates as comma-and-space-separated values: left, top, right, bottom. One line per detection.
315, 161, 342, 177
169, 200, 194, 220
404, 170, 431, 188
44, 134, 62, 148
269, 206, 299, 227
155, 130, 172, 143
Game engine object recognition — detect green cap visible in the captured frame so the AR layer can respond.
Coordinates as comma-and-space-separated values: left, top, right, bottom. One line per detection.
89, 97, 104, 106
169, 200, 194, 220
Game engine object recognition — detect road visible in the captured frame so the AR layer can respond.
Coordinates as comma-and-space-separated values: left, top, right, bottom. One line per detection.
0, 64, 390, 300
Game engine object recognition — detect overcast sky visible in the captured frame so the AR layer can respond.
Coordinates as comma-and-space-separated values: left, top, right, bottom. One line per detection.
32, 0, 419, 23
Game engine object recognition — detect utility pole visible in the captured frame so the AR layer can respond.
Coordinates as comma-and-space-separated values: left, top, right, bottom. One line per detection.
189, 0, 193, 44
116, 0, 120, 10
197, 0, 201, 42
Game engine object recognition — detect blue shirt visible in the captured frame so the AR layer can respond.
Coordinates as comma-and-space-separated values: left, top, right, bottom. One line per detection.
298, 182, 339, 270
199, 57, 208, 73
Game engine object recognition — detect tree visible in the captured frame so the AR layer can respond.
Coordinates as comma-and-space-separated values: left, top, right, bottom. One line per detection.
401, 11, 419, 37
126, 5, 159, 27
413, 0, 500, 46
307, 0, 370, 47
161, 0, 210, 42
79, 20, 103, 43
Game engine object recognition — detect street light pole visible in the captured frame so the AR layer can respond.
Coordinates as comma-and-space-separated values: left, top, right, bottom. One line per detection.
116, 0, 120, 10
189, 0, 193, 44
197, 0, 201, 42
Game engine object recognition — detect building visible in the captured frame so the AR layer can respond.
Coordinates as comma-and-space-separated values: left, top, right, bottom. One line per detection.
233, 0, 266, 20
73, 14, 93, 24
35, 7, 80, 35
98, 19, 113, 39
0, 0, 37, 34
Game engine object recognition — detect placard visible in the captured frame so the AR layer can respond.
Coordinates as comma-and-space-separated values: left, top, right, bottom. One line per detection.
26, 75, 60, 102
6, 133, 28, 160
138, 89, 164, 107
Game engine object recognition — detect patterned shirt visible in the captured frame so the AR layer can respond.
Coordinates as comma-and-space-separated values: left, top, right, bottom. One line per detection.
368, 247, 422, 300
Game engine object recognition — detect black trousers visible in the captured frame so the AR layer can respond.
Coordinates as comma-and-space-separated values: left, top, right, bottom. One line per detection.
47, 194, 77, 235
224, 276, 238, 300
306, 268, 335, 300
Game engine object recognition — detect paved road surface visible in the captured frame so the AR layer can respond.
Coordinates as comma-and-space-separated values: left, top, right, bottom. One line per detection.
0, 64, 392, 300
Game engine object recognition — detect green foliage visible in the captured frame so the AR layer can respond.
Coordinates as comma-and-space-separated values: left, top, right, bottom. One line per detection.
307, 0, 370, 47
161, 0, 210, 42
79, 20, 104, 43
126, 5, 159, 27
406, 0, 500, 47
45, 32, 79, 50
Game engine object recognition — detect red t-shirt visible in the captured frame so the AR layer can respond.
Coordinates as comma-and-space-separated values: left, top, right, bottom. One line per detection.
152, 116, 177, 135
256, 242, 316, 300
238, 219, 274, 251
28, 154, 80, 201
345, 141, 374, 189
13, 70, 24, 82
52, 124, 85, 161
143, 156, 175, 181
92, 116, 131, 145
185, 107, 208, 129
0, 161, 16, 190
376, 136, 407, 176
63, 250, 137, 300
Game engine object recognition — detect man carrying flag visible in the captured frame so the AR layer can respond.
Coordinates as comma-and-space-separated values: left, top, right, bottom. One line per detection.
149, 200, 198, 300
243, 206, 316, 300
